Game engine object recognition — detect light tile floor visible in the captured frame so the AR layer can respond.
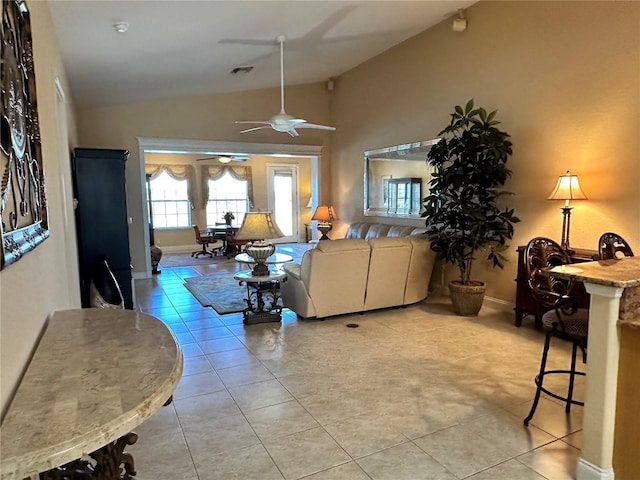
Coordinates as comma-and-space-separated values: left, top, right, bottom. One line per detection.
131, 244, 584, 480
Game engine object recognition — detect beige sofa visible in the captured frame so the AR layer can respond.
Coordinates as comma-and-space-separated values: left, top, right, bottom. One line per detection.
281, 222, 436, 319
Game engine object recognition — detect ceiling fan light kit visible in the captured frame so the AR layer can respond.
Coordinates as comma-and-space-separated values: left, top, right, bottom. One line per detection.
236, 34, 336, 137
195, 154, 249, 163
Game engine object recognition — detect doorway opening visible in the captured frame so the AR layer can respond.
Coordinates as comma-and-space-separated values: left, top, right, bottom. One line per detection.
136, 138, 322, 277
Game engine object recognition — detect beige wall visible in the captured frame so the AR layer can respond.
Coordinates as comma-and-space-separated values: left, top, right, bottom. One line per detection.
0, 1, 80, 415
76, 84, 332, 274
330, 1, 640, 303
145, 153, 312, 249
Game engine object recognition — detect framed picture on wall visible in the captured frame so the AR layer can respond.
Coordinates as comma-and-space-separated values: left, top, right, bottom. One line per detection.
0, 0, 50, 270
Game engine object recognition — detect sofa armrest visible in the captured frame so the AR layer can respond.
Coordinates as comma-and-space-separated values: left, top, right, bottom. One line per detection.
282, 262, 302, 280
281, 262, 317, 318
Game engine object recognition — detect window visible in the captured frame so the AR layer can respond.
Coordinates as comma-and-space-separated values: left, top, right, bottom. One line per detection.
206, 172, 249, 226
149, 170, 191, 228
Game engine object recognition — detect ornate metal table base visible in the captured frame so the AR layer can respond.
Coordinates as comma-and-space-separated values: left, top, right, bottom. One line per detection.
234, 271, 286, 325
40, 432, 138, 480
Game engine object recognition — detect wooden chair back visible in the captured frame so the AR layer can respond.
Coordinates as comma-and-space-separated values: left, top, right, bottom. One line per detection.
525, 237, 574, 310
598, 232, 634, 260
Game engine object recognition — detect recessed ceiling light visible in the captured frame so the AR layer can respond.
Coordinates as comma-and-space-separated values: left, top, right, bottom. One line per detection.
113, 22, 129, 33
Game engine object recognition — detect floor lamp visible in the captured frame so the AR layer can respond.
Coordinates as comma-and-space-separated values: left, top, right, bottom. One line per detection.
547, 170, 587, 253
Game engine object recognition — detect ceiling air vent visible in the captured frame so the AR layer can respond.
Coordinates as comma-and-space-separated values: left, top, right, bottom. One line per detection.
230, 66, 254, 75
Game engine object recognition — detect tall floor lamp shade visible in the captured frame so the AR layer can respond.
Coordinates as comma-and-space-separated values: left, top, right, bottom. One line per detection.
547, 170, 587, 252
235, 212, 285, 276
312, 205, 336, 240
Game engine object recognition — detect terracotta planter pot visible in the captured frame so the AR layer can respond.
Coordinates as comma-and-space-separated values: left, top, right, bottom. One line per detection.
449, 280, 486, 316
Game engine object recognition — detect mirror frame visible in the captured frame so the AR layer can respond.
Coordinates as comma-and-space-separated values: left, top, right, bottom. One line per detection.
364, 139, 439, 219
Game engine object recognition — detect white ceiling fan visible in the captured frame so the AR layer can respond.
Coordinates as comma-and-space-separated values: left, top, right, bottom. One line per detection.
236, 35, 336, 137
195, 154, 250, 164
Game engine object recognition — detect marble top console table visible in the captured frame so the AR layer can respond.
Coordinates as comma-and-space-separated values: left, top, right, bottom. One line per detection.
0, 308, 183, 479
550, 257, 640, 480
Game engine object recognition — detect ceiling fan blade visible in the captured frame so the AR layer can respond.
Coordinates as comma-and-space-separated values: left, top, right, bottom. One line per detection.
287, 128, 299, 137
302, 5, 359, 43
296, 123, 337, 131
240, 126, 271, 134
218, 38, 276, 46
235, 120, 270, 125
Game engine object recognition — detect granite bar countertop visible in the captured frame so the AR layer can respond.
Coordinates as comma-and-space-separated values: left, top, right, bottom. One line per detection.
550, 256, 640, 289
0, 308, 183, 479
550, 256, 640, 327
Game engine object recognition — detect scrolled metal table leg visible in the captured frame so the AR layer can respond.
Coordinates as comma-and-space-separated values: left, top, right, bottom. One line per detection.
39, 432, 138, 480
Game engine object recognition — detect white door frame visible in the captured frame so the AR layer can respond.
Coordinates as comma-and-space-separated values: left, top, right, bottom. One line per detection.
136, 137, 323, 278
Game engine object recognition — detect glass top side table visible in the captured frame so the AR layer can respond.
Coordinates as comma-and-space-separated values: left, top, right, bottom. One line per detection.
235, 252, 293, 266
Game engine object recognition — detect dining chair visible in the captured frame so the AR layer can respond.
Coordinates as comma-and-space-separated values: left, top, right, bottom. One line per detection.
192, 225, 221, 258
598, 232, 634, 260
523, 237, 588, 426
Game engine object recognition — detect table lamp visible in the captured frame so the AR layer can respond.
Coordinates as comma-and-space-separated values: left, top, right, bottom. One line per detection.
235, 212, 285, 276
312, 205, 336, 240
547, 170, 587, 252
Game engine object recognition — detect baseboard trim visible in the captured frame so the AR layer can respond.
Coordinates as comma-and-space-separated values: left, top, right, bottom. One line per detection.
576, 458, 614, 480
157, 244, 197, 254
483, 296, 514, 312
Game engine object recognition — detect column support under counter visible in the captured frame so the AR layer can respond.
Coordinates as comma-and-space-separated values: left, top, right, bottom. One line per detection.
548, 257, 640, 480
576, 282, 623, 480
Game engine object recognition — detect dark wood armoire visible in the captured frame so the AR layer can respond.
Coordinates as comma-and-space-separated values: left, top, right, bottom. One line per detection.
72, 148, 133, 309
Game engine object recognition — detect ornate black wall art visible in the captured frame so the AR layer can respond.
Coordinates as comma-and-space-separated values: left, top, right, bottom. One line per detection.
1, 0, 49, 269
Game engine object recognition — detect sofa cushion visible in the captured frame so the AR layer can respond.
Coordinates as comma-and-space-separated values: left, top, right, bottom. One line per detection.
364, 237, 412, 311
315, 238, 370, 253
387, 225, 417, 237
345, 222, 426, 239
302, 238, 371, 318
344, 222, 371, 239
404, 235, 437, 305
365, 224, 391, 239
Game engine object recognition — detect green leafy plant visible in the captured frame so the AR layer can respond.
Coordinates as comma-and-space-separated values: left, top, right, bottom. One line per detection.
422, 99, 520, 284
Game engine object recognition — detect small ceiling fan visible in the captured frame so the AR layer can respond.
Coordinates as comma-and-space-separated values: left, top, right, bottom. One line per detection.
235, 35, 336, 137
195, 154, 250, 164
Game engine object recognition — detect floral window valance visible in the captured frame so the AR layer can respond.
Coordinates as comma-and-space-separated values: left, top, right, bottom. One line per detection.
145, 164, 196, 207
200, 165, 254, 209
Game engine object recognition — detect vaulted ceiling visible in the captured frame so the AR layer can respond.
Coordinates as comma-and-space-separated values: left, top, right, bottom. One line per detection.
47, 0, 476, 108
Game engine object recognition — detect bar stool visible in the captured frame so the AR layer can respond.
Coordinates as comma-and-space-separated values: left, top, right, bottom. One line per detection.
523, 237, 588, 426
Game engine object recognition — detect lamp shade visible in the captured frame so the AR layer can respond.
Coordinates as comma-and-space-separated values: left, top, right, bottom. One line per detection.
311, 205, 337, 222
548, 171, 587, 201
235, 212, 285, 241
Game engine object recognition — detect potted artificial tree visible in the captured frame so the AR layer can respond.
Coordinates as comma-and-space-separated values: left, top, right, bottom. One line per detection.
423, 99, 520, 316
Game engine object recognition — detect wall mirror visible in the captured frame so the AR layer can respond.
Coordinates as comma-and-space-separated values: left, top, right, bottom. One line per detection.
364, 139, 439, 218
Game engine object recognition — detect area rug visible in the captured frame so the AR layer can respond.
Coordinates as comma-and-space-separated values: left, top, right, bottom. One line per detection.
184, 274, 286, 315
183, 274, 247, 314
